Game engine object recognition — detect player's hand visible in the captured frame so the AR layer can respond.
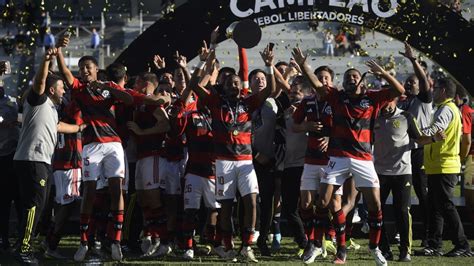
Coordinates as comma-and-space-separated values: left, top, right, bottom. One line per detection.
399, 42, 416, 60
291, 46, 307, 67
56, 35, 70, 48
254, 152, 271, 165
210, 26, 219, 45
45, 47, 58, 61
305, 121, 324, 133
153, 54, 165, 69
317, 137, 329, 152
175, 51, 187, 69
366, 59, 387, 77
434, 130, 446, 142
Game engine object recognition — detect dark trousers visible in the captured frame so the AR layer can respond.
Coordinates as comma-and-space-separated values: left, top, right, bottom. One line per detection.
0, 153, 21, 244
411, 148, 429, 240
14, 160, 51, 253
281, 166, 306, 248
254, 161, 275, 244
427, 174, 469, 249
379, 174, 412, 252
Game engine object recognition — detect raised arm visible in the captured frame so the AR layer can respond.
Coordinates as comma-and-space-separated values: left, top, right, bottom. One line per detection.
366, 60, 405, 97
399, 42, 431, 98
292, 47, 326, 97
256, 43, 276, 102
33, 48, 56, 95
188, 41, 214, 103
55, 35, 75, 87
57, 122, 87, 134
90, 81, 134, 105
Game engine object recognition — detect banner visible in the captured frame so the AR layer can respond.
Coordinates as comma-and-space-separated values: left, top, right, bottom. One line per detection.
116, 0, 474, 90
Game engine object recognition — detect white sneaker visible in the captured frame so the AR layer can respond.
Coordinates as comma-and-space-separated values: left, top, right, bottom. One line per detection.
141, 236, 152, 254
44, 248, 66, 259
183, 249, 194, 260
369, 247, 388, 266
303, 245, 323, 264
152, 244, 172, 257
240, 246, 258, 263
111, 243, 123, 261
74, 243, 88, 262
213, 246, 228, 258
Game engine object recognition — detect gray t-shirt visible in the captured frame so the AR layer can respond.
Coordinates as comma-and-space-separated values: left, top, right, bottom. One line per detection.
284, 110, 307, 168
373, 108, 422, 175
399, 93, 433, 149
252, 98, 278, 159
0, 95, 19, 156
14, 92, 58, 164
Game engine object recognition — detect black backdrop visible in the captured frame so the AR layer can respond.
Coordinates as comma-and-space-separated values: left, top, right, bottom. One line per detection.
115, 0, 474, 91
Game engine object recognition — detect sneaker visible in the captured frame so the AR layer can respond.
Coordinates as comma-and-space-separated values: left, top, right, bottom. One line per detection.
346, 238, 361, 250
333, 246, 347, 264
183, 248, 194, 260
444, 247, 473, 257
152, 243, 172, 257
74, 243, 89, 262
398, 248, 411, 262
213, 245, 228, 258
257, 240, 271, 256
303, 245, 323, 264
197, 244, 212, 255
369, 247, 388, 266
91, 241, 105, 257
414, 247, 444, 256
324, 239, 337, 255
44, 248, 66, 259
240, 246, 258, 263
271, 233, 281, 252
382, 249, 394, 261
111, 242, 123, 261
16, 251, 39, 265
141, 236, 152, 254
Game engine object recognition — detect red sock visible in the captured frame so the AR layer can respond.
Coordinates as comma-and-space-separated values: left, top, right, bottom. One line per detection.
182, 221, 195, 249
300, 208, 315, 241
368, 210, 383, 249
327, 226, 336, 240
241, 229, 254, 247
112, 210, 124, 243
332, 210, 346, 248
79, 214, 90, 243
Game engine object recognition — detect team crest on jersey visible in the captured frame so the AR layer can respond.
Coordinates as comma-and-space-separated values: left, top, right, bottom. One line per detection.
324, 105, 332, 115
101, 89, 111, 99
392, 119, 401, 128
359, 99, 370, 109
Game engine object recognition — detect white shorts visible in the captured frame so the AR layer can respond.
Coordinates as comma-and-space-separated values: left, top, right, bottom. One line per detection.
215, 160, 259, 200
96, 153, 130, 191
159, 157, 186, 195
464, 155, 474, 190
53, 168, 81, 205
135, 155, 161, 190
301, 164, 343, 195
184, 173, 221, 209
322, 156, 380, 188
82, 142, 126, 182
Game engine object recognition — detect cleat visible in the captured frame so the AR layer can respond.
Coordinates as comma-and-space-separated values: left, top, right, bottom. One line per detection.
303, 245, 323, 264
44, 248, 67, 259
144, 239, 160, 256
346, 238, 361, 250
140, 236, 152, 254
213, 246, 228, 258
111, 242, 123, 261
414, 247, 444, 256
183, 249, 194, 260
240, 246, 258, 263
74, 243, 89, 262
16, 251, 39, 265
152, 244, 172, 257
369, 247, 388, 266
271, 233, 281, 252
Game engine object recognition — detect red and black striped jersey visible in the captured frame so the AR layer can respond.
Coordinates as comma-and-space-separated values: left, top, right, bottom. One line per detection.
180, 100, 215, 179
134, 101, 166, 160
293, 95, 332, 165
323, 87, 393, 161
204, 93, 261, 161
71, 78, 124, 144
53, 101, 83, 170
115, 88, 146, 147
162, 99, 186, 161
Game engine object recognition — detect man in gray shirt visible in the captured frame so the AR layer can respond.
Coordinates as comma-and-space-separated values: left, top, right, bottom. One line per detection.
374, 95, 441, 262
0, 81, 21, 251
13, 48, 86, 265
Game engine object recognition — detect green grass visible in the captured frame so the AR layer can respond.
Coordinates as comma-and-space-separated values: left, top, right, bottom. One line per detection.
1, 237, 473, 265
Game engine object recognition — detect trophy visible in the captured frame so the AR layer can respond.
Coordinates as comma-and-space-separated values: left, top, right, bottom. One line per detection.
226, 19, 262, 48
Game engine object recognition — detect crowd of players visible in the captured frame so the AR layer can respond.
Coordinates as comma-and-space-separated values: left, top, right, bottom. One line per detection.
0, 27, 473, 265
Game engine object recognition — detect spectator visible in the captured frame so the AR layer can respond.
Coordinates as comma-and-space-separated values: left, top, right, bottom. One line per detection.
324, 31, 334, 57
43, 28, 55, 50
415, 78, 472, 257
91, 28, 100, 49
334, 29, 347, 56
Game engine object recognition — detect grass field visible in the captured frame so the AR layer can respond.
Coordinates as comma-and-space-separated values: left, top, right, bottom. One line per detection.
1, 237, 473, 265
